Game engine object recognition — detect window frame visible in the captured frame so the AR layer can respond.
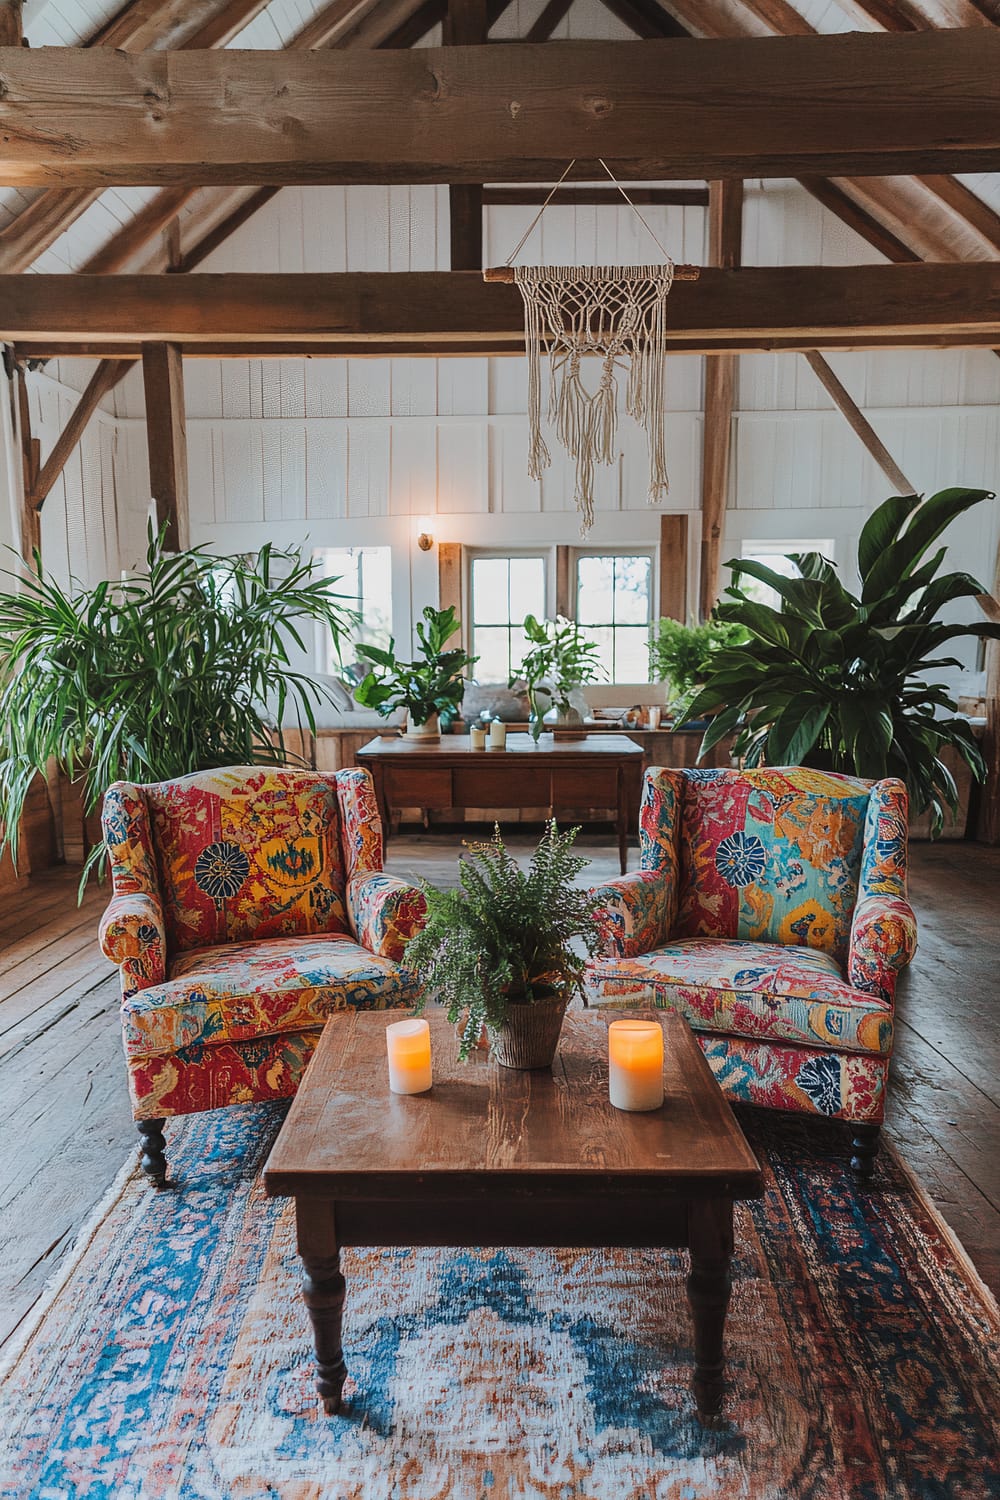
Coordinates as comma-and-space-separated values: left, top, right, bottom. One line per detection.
465, 547, 554, 683
569, 545, 657, 684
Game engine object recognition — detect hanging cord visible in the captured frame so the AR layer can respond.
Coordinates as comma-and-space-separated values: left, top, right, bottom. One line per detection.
596, 158, 674, 265
502, 159, 579, 267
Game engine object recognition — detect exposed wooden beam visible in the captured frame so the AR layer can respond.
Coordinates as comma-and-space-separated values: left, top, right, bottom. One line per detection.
483, 186, 708, 206
172, 189, 280, 274
796, 177, 920, 263
334, 0, 437, 47
2, 34, 998, 187
7, 265, 1000, 355
28, 361, 124, 512
446, 0, 487, 272
802, 351, 916, 496
81, 188, 193, 275
832, 0, 990, 30
597, 0, 688, 38
141, 343, 189, 553
658, 514, 688, 623
0, 2, 22, 47
524, 0, 574, 41
700, 179, 742, 621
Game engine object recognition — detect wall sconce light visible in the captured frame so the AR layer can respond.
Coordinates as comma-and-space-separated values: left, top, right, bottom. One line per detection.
415, 516, 434, 552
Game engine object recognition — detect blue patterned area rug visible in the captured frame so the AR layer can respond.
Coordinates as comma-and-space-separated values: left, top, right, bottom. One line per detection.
1, 1104, 998, 1500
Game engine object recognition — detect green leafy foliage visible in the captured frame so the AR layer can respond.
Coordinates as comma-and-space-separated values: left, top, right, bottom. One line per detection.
405, 821, 602, 1059
354, 605, 477, 726
683, 488, 1000, 837
510, 614, 604, 741
647, 617, 748, 708
0, 525, 358, 888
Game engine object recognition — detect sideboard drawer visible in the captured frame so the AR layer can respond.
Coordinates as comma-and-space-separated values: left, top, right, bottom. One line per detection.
384, 768, 453, 807
452, 765, 551, 808
550, 768, 619, 808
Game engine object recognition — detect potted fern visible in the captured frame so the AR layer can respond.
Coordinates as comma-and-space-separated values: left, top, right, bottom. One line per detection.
404, 821, 602, 1068
354, 605, 477, 739
685, 487, 1000, 835
0, 526, 357, 887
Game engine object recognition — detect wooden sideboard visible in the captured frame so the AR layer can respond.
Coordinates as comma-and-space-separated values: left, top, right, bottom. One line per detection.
357, 733, 645, 873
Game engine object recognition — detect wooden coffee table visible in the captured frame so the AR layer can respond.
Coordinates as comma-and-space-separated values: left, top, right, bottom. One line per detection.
263, 1008, 763, 1423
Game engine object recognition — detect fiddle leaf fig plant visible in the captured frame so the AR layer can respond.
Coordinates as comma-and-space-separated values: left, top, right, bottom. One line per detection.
0, 524, 358, 887
511, 614, 604, 741
685, 487, 1000, 836
354, 604, 477, 728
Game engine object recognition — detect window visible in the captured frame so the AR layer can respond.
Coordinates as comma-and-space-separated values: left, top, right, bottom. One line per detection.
575, 552, 654, 682
469, 554, 547, 682
739, 540, 836, 610
313, 546, 392, 676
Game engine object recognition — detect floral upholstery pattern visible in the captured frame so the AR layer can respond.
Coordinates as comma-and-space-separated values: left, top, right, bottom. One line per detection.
586, 765, 916, 1126
100, 765, 423, 1121
121, 934, 419, 1059
348, 872, 428, 962
586, 939, 893, 1056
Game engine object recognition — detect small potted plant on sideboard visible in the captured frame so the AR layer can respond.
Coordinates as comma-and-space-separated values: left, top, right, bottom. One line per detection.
354, 605, 477, 740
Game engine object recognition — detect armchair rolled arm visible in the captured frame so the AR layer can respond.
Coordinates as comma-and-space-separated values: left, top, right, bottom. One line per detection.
99, 892, 167, 998
348, 871, 427, 962
590, 871, 670, 960
848, 895, 918, 1004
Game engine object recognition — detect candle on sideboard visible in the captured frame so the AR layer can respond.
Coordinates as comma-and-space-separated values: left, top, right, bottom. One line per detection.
470, 724, 487, 750
608, 1020, 664, 1112
488, 719, 507, 749
386, 1018, 433, 1095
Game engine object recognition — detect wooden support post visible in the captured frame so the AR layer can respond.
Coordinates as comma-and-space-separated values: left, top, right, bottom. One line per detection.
802, 351, 917, 495
141, 343, 189, 552
437, 540, 463, 627
555, 544, 572, 619
699, 180, 742, 620
659, 514, 689, 622
445, 0, 486, 271
15, 365, 39, 563
0, 1, 22, 46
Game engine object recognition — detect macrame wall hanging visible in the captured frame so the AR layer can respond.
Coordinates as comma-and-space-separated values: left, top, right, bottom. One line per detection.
485, 161, 700, 533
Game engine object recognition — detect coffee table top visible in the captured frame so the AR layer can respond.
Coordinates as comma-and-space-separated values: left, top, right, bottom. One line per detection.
264, 1009, 762, 1202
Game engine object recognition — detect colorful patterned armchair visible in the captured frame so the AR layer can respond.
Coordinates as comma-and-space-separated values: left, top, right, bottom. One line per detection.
99, 765, 425, 1186
586, 767, 917, 1176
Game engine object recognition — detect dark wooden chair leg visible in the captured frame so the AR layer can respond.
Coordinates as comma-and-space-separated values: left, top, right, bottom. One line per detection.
850, 1123, 881, 1182
137, 1117, 168, 1187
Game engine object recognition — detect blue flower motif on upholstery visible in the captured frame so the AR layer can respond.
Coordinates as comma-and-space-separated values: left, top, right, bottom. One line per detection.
102, 792, 129, 848
194, 841, 250, 905
684, 768, 725, 783
136, 922, 159, 946
715, 832, 766, 887
796, 1055, 842, 1116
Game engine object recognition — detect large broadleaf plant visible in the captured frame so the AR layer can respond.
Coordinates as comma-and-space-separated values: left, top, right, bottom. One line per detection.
0, 526, 357, 885
685, 488, 1000, 836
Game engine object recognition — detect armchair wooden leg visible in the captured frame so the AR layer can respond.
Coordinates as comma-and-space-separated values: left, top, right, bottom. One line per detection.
137, 1117, 168, 1187
850, 1123, 881, 1182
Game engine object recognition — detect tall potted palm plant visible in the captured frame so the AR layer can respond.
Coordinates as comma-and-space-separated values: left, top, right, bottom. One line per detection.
685, 488, 1000, 835
0, 526, 357, 886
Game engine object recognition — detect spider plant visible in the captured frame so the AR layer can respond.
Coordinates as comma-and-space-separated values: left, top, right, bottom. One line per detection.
0, 525, 357, 886
685, 488, 1000, 835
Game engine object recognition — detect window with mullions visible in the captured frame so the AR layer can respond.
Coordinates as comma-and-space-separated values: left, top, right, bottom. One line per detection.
469, 554, 547, 682
313, 546, 392, 676
575, 552, 653, 682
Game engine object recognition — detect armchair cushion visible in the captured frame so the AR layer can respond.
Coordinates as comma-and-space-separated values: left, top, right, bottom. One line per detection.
143, 767, 350, 953
348, 871, 427, 962
674, 768, 871, 965
585, 938, 893, 1058
120, 932, 420, 1060
591, 871, 670, 959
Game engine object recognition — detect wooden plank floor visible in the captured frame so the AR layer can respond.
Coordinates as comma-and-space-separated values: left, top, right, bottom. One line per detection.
0, 838, 997, 1355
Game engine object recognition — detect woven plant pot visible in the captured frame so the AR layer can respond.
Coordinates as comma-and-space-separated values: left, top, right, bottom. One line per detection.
487, 992, 569, 1070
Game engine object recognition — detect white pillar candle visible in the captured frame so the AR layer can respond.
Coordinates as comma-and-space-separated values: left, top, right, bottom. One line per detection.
488, 719, 507, 749
608, 1020, 664, 1112
386, 1018, 433, 1095
470, 724, 487, 750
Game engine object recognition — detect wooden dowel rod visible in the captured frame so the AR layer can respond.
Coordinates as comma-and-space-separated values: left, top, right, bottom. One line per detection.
483, 264, 701, 282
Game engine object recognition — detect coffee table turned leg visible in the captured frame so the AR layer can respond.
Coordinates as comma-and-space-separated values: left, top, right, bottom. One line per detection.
686, 1198, 735, 1424
296, 1200, 347, 1416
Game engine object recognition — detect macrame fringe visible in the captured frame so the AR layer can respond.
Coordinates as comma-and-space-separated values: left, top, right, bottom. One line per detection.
514, 263, 674, 533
